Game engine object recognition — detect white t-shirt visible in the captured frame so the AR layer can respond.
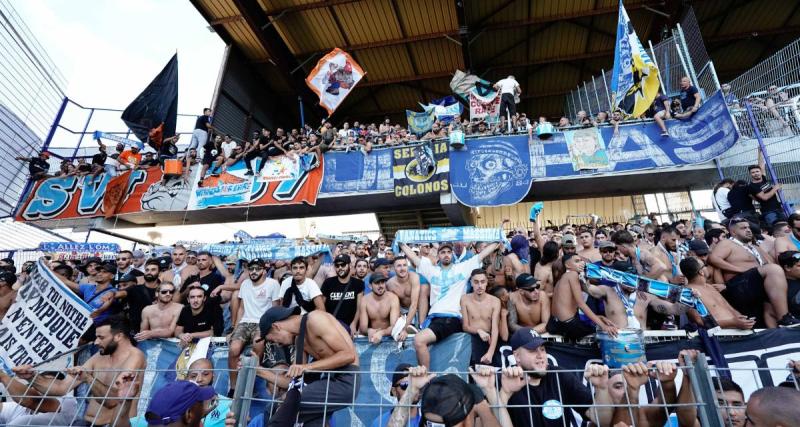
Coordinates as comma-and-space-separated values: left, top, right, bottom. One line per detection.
221, 141, 237, 158
279, 277, 322, 314
714, 187, 731, 217
415, 256, 481, 317
495, 77, 519, 95
238, 278, 280, 323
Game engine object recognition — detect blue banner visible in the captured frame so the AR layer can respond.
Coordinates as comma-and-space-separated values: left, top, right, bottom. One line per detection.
319, 148, 393, 194
392, 227, 509, 252
530, 91, 738, 178
38, 242, 120, 254
449, 136, 533, 207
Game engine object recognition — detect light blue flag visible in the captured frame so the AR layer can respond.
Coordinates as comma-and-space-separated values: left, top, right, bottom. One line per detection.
406, 109, 435, 136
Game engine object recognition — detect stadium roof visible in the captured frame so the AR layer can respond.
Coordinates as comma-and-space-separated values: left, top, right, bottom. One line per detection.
190, 0, 800, 122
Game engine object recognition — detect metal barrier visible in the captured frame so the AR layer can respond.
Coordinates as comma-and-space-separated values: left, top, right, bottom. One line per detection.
728, 37, 800, 104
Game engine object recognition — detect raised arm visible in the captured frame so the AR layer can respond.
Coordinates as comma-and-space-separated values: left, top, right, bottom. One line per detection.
476, 242, 501, 262
399, 243, 422, 267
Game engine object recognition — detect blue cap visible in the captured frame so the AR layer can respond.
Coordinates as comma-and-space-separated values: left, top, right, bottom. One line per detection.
509, 327, 545, 351
145, 381, 216, 425
373, 258, 391, 267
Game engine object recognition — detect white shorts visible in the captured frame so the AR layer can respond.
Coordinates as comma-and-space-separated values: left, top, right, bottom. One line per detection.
190, 129, 208, 151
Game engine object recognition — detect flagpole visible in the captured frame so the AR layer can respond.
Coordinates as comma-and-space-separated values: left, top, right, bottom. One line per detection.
298, 96, 305, 128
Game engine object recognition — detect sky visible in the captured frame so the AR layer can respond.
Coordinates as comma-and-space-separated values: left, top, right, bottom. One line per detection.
14, 0, 381, 244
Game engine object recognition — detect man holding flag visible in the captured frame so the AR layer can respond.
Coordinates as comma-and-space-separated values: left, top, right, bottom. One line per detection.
611, 0, 661, 119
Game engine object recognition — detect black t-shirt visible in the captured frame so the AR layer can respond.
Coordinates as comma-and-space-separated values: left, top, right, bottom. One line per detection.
194, 115, 210, 131
680, 85, 699, 111
160, 141, 178, 158
728, 184, 755, 213
788, 278, 800, 316
320, 277, 365, 325
29, 157, 49, 175
507, 368, 592, 427
748, 179, 781, 212
125, 284, 157, 332
198, 270, 226, 335
653, 94, 669, 113
92, 151, 107, 166
177, 304, 215, 334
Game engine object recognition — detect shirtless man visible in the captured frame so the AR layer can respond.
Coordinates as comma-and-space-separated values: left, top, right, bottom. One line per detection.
507, 273, 549, 334
533, 241, 559, 297
161, 245, 200, 293
708, 217, 800, 327
613, 230, 668, 280
260, 306, 359, 426
359, 272, 400, 344
460, 269, 501, 365
773, 213, 800, 256
650, 226, 684, 284
386, 256, 421, 341
681, 257, 755, 330
0, 271, 16, 319
135, 282, 183, 341
546, 253, 617, 340
13, 316, 146, 425
578, 230, 601, 262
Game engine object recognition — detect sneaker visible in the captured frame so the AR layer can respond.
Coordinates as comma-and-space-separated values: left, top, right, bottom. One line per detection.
778, 313, 800, 328
244, 170, 253, 176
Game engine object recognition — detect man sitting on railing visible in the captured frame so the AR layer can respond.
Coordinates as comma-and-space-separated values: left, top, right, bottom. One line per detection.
15, 151, 51, 181
675, 77, 701, 120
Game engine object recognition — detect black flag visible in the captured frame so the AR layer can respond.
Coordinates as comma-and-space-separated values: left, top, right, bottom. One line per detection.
121, 54, 178, 149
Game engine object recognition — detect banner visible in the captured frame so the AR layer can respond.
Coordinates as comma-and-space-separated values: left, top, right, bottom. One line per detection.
317, 233, 369, 243
420, 96, 463, 124
530, 91, 739, 178
102, 171, 132, 218
38, 242, 120, 261
611, 0, 660, 117
0, 260, 91, 373
450, 70, 496, 104
449, 136, 532, 207
469, 92, 501, 124
406, 109, 436, 136
305, 48, 365, 115
564, 127, 610, 170
392, 227, 509, 252
319, 148, 393, 194
202, 243, 331, 261
392, 141, 449, 198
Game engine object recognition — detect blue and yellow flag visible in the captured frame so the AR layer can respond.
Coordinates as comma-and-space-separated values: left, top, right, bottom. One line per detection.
406, 109, 435, 136
610, 0, 660, 117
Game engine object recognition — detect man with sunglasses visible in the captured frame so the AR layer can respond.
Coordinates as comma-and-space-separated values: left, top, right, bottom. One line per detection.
508, 273, 549, 334
228, 258, 281, 397
370, 363, 419, 427
709, 218, 800, 327
135, 282, 183, 341
321, 254, 365, 335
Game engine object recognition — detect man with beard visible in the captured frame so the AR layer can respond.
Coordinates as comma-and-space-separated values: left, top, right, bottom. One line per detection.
115, 250, 140, 282
60, 262, 118, 339
115, 259, 160, 335
507, 273, 549, 334
228, 259, 280, 397
259, 306, 359, 426
774, 212, 800, 255
650, 226, 684, 284
612, 230, 668, 280
277, 257, 325, 313
673, 220, 691, 258
175, 287, 215, 347
0, 271, 16, 320
709, 217, 800, 327
577, 230, 601, 262
399, 241, 501, 368
779, 251, 800, 318
681, 257, 755, 329
320, 254, 364, 335
354, 258, 370, 281
359, 272, 400, 344
386, 256, 421, 340
13, 316, 146, 426
371, 363, 419, 427
135, 282, 183, 341
476, 328, 615, 427
460, 269, 501, 365
198, 252, 230, 335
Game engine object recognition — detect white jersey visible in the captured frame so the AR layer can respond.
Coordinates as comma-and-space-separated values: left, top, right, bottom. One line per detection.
415, 256, 481, 317
495, 77, 519, 95
279, 277, 322, 314
238, 278, 280, 323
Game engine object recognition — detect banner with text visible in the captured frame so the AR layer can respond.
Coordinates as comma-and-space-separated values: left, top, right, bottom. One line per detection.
392, 141, 449, 198
0, 259, 91, 373
469, 92, 501, 124
38, 242, 121, 261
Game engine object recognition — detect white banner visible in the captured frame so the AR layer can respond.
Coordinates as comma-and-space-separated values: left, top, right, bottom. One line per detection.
469, 92, 501, 124
0, 260, 92, 372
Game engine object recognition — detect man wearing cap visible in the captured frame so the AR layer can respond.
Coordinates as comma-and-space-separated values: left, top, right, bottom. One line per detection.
58, 261, 118, 327
77, 257, 102, 285
0, 271, 16, 319
485, 328, 615, 427
551, 233, 579, 285
371, 363, 419, 427
359, 271, 400, 344
460, 269, 501, 365
228, 258, 281, 397
115, 259, 161, 335
144, 380, 217, 427
135, 282, 183, 341
320, 254, 364, 335
15, 151, 51, 180
365, 257, 393, 293
260, 306, 359, 426
687, 239, 715, 282
508, 273, 549, 334
399, 241, 500, 368
132, 249, 147, 272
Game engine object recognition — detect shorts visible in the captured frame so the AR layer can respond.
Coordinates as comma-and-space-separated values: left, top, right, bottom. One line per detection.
201, 152, 218, 166
724, 268, 767, 319
427, 317, 462, 341
546, 315, 595, 341
230, 322, 260, 344
470, 334, 490, 366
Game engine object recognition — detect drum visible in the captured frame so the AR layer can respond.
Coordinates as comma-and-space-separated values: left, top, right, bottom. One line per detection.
449, 130, 465, 148
536, 122, 554, 139
163, 159, 183, 175
597, 328, 645, 368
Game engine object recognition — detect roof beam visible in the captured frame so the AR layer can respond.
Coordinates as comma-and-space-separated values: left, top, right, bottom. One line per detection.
263, 0, 362, 16
476, 22, 557, 75
454, 0, 473, 71
298, 30, 460, 56
208, 15, 243, 26
486, 49, 615, 73
390, 0, 428, 102
473, 0, 517, 28
706, 25, 800, 44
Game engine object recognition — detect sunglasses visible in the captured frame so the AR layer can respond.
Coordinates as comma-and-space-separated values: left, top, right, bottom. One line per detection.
647, 233, 655, 237
522, 285, 541, 291
600, 248, 616, 253
248, 267, 264, 272
160, 290, 174, 295
394, 381, 409, 390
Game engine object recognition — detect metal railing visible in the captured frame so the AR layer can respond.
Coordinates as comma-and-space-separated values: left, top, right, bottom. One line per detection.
728, 37, 800, 103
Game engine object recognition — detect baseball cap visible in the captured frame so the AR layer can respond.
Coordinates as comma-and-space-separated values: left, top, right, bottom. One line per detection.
420, 375, 483, 426
78, 257, 102, 274
598, 240, 616, 249
438, 243, 454, 252
145, 381, 216, 425
391, 363, 413, 387
0, 271, 16, 286
132, 249, 146, 259
688, 239, 710, 256
157, 256, 171, 271
117, 273, 138, 284
96, 262, 117, 275
509, 327, 545, 351
334, 254, 351, 265
370, 271, 389, 283
247, 258, 266, 268
259, 306, 300, 339
515, 273, 539, 290
373, 258, 391, 268
562, 234, 577, 247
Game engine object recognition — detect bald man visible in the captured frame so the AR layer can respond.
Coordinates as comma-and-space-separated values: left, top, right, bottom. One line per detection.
746, 386, 800, 427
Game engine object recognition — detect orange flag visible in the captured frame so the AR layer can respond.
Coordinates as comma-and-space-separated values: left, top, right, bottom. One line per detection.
103, 171, 131, 218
